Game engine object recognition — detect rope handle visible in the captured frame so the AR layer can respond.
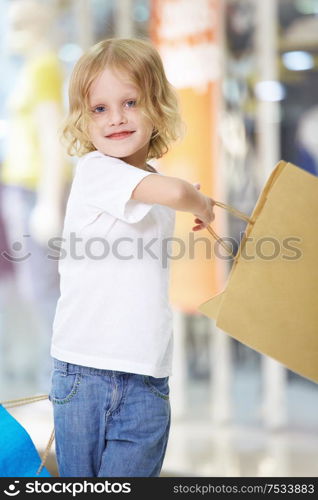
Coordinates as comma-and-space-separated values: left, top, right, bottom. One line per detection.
36, 428, 55, 476
207, 200, 254, 258
0, 394, 55, 475
213, 201, 253, 224
0, 394, 49, 408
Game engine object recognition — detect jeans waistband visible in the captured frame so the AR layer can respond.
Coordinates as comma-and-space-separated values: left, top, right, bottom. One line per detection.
52, 357, 133, 377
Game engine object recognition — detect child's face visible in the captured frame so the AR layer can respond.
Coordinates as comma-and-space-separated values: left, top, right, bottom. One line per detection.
88, 67, 153, 168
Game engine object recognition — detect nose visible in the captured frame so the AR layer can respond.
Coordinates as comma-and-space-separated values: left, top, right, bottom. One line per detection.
108, 107, 127, 126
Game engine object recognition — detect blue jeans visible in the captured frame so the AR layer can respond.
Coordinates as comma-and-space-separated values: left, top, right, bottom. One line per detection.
49, 358, 171, 477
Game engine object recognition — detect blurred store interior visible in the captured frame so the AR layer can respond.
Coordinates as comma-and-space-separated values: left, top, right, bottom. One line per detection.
0, 0, 318, 477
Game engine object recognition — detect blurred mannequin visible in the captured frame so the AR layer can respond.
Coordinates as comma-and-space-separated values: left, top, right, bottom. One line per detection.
0, 0, 70, 395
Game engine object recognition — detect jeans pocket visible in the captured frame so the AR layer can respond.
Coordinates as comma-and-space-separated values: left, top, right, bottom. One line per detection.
49, 370, 82, 404
143, 375, 170, 400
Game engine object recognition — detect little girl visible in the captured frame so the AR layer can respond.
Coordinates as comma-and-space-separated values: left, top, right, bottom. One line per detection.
50, 37, 215, 477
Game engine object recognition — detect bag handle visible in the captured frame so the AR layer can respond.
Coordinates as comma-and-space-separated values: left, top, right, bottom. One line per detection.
0, 394, 54, 476
207, 200, 254, 258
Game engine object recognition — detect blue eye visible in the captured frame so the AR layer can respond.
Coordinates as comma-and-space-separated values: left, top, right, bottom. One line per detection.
125, 100, 136, 108
93, 106, 106, 113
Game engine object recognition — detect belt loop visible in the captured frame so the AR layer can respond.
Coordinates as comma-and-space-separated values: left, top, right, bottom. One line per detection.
53, 358, 68, 376
59, 360, 68, 376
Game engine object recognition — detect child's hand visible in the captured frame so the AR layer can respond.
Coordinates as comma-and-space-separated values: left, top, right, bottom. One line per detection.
192, 182, 215, 232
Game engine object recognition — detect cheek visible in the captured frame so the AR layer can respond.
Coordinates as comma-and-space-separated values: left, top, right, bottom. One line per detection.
88, 120, 100, 140
136, 111, 153, 135
141, 120, 154, 139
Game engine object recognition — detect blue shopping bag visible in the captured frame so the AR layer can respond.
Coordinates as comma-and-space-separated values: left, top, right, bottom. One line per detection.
0, 404, 51, 477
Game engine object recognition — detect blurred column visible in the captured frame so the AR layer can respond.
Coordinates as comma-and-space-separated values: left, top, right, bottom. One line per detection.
115, 0, 134, 37
170, 309, 187, 419
73, 0, 94, 50
255, 0, 287, 428
209, 323, 232, 423
255, 0, 281, 179
208, 0, 232, 425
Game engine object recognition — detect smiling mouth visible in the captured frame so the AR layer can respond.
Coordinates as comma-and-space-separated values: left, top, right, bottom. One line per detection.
106, 131, 135, 140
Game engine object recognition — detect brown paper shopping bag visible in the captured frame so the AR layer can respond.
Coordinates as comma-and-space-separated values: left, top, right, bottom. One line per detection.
199, 161, 318, 383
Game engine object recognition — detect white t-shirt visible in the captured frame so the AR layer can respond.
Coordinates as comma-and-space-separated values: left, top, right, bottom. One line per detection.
50, 150, 176, 377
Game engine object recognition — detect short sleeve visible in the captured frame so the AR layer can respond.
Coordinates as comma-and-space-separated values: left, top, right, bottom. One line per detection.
77, 153, 155, 223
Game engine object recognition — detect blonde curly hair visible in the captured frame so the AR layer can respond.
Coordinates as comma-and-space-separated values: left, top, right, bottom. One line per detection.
62, 37, 185, 160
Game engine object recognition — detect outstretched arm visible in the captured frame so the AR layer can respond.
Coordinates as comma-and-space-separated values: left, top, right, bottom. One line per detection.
131, 174, 215, 230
